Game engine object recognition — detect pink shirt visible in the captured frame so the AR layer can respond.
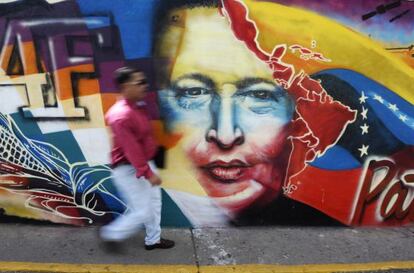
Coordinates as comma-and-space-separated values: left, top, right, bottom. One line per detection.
105, 99, 157, 179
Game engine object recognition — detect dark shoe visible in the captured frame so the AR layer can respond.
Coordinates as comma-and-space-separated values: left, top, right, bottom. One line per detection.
145, 238, 175, 250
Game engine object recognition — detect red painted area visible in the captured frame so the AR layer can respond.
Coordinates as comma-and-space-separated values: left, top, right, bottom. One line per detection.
221, 0, 412, 226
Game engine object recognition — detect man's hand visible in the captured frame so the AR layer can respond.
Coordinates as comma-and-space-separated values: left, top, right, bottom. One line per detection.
148, 174, 162, 186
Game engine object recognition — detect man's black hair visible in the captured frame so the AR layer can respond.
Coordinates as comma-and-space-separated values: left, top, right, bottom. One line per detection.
113, 66, 142, 86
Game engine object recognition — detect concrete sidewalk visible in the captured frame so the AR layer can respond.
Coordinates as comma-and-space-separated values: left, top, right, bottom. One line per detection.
0, 220, 413, 273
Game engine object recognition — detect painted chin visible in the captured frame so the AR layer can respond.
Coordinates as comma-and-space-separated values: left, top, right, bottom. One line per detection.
212, 180, 267, 215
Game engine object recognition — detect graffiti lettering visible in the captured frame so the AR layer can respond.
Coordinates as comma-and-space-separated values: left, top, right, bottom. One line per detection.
352, 158, 414, 225
0, 18, 107, 119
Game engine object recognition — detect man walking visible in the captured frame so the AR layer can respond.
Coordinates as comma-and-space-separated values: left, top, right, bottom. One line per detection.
100, 67, 174, 250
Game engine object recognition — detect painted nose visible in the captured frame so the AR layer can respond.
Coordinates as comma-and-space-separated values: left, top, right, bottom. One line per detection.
206, 96, 244, 150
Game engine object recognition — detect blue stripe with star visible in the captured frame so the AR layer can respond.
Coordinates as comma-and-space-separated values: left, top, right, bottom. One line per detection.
310, 69, 412, 170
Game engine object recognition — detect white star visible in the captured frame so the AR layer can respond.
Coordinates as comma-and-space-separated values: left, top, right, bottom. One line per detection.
359, 91, 368, 104
388, 103, 399, 112
373, 94, 384, 104
358, 144, 369, 157
360, 123, 369, 135
360, 107, 368, 120
399, 114, 408, 122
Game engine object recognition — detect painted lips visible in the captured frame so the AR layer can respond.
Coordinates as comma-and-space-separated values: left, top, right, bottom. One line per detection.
201, 160, 249, 182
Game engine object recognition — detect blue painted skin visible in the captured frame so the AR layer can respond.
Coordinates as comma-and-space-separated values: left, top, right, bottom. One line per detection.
159, 75, 294, 134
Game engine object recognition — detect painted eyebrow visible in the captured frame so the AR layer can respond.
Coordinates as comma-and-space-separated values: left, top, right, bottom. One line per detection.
171, 73, 216, 90
235, 77, 277, 90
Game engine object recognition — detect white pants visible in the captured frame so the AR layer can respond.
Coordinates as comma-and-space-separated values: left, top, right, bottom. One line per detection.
100, 162, 161, 245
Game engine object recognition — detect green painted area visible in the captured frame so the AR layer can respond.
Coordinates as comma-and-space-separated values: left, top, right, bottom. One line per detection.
161, 189, 191, 227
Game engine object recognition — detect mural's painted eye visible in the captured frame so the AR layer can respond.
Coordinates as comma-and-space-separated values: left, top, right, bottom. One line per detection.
177, 87, 211, 98
242, 89, 280, 101
247, 90, 273, 100
174, 87, 213, 110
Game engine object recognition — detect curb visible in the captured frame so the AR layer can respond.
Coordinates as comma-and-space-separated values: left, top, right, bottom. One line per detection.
0, 261, 413, 273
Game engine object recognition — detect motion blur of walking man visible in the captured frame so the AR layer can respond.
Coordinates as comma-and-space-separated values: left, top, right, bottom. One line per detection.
100, 67, 175, 250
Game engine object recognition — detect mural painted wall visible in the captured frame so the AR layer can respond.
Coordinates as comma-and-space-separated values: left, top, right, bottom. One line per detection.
0, 0, 413, 227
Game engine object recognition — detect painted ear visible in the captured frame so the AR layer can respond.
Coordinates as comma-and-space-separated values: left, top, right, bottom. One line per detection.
169, 10, 186, 27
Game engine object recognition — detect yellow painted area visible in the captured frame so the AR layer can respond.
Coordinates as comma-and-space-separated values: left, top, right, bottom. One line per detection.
244, 0, 414, 103
391, 50, 414, 70
66, 93, 106, 130
0, 191, 41, 220
0, 261, 414, 273
160, 143, 207, 196
169, 8, 274, 85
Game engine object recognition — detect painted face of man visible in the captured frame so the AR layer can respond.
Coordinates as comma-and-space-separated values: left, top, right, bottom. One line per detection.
157, 7, 294, 216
